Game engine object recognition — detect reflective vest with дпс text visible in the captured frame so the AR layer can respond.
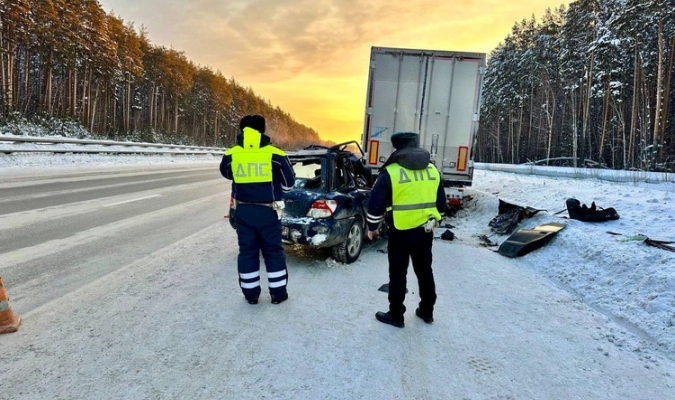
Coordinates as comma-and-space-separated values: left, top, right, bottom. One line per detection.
225, 127, 286, 184
385, 163, 442, 230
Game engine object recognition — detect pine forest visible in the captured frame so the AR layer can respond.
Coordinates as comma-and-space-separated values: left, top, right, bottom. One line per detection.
476, 0, 675, 171
0, 0, 326, 149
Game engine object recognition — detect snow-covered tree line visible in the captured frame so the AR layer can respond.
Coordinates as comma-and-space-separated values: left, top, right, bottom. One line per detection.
0, 0, 327, 149
476, 0, 675, 171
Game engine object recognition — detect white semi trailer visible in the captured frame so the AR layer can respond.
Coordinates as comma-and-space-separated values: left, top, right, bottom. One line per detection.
361, 46, 486, 207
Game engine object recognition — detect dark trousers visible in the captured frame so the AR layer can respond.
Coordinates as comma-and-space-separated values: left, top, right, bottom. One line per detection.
235, 205, 288, 299
387, 226, 436, 319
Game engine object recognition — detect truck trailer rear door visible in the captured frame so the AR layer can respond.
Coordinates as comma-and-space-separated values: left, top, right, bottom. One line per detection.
362, 47, 485, 186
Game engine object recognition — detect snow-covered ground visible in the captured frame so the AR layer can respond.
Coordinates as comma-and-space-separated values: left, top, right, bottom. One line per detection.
1, 155, 674, 398
0, 132, 223, 170
0, 152, 221, 169
2, 153, 673, 357
461, 169, 675, 355
475, 162, 675, 184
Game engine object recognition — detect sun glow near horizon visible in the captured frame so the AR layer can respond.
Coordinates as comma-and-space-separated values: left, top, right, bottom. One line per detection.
99, 0, 573, 143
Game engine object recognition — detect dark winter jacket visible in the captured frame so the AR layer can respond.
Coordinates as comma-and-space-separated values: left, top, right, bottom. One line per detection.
366, 148, 446, 231
220, 130, 295, 203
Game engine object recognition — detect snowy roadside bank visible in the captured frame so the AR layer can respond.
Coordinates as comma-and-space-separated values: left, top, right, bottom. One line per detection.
0, 132, 223, 170
475, 162, 675, 184
457, 169, 675, 356
0, 152, 221, 170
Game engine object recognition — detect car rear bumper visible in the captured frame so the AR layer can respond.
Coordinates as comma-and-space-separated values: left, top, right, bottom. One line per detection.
281, 217, 350, 248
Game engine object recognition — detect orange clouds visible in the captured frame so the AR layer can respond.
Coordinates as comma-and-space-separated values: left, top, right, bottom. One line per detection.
100, 0, 572, 143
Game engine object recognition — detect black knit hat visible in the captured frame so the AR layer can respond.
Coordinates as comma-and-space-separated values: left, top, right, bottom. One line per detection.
391, 132, 420, 150
240, 114, 265, 133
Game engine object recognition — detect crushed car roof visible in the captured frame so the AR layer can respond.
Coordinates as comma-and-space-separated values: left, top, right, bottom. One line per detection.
287, 141, 364, 158
287, 149, 330, 157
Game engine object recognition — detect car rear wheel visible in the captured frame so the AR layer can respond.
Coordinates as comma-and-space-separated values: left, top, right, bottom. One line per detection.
332, 219, 363, 264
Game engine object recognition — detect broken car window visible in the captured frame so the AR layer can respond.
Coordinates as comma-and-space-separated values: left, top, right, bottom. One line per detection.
334, 157, 356, 193
291, 160, 323, 190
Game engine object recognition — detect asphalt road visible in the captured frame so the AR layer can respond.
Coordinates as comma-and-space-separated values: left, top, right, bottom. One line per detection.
0, 163, 230, 314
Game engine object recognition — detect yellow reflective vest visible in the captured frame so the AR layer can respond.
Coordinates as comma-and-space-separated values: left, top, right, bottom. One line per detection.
225, 127, 287, 184
385, 163, 442, 230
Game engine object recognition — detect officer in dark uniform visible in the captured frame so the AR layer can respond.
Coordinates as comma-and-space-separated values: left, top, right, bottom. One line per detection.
220, 115, 295, 305
366, 132, 446, 327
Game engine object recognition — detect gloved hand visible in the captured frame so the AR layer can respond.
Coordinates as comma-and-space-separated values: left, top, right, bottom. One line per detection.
423, 216, 439, 233
272, 201, 285, 220
229, 208, 237, 230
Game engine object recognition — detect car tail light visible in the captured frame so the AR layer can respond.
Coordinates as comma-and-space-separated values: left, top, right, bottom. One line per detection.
307, 200, 338, 219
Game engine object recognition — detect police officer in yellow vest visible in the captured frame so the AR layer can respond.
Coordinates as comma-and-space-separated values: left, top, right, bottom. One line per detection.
366, 132, 446, 327
220, 115, 295, 305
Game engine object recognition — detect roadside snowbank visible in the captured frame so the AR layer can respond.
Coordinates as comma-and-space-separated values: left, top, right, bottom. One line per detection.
0, 133, 223, 169
0, 152, 220, 169
475, 162, 675, 184
457, 169, 675, 354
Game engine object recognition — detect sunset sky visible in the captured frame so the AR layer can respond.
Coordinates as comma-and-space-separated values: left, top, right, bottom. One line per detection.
99, 0, 572, 143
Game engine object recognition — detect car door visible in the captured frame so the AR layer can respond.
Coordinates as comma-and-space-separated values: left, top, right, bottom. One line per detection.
335, 154, 370, 221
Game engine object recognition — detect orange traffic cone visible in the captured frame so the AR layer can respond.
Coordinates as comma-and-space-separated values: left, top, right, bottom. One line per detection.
0, 274, 21, 334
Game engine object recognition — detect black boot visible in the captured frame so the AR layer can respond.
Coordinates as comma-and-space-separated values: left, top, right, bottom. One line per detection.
415, 308, 433, 323
375, 311, 404, 328
271, 293, 288, 304
246, 297, 259, 305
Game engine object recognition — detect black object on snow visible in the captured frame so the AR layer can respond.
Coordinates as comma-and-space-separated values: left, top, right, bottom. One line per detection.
605, 231, 675, 253
566, 198, 620, 222
645, 238, 675, 252
479, 234, 498, 247
441, 223, 456, 229
440, 230, 455, 241
378, 284, 408, 294
488, 199, 544, 234
497, 223, 567, 258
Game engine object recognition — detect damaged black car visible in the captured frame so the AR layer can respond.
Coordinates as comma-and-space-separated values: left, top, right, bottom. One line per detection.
281, 141, 373, 263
